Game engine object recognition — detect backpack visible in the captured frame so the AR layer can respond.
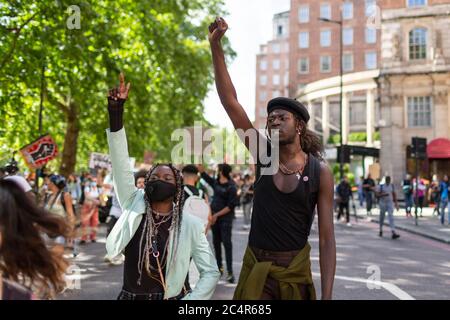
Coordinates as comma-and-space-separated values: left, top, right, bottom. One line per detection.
183, 186, 210, 225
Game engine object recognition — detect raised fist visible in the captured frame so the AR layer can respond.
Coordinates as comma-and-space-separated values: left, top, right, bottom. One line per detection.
208, 17, 228, 43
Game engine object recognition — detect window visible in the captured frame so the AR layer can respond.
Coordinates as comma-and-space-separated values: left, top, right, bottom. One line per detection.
320, 56, 332, 72
407, 0, 427, 7
407, 96, 431, 127
299, 32, 309, 48
365, 0, 376, 17
365, 52, 377, 69
273, 59, 280, 70
320, 30, 331, 47
342, 53, 353, 72
260, 75, 267, 86
342, 2, 353, 20
277, 25, 283, 37
320, 3, 331, 20
273, 75, 280, 86
259, 91, 267, 102
284, 73, 289, 85
365, 27, 377, 44
409, 28, 427, 60
343, 28, 353, 45
272, 90, 281, 98
260, 60, 267, 71
298, 58, 309, 74
299, 5, 309, 23
272, 43, 281, 53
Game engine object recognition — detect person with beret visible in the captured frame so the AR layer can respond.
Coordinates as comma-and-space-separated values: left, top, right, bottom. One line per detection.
208, 17, 336, 300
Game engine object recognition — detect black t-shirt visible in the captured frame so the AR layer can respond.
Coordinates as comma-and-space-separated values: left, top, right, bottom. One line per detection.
200, 173, 238, 221
249, 140, 321, 251
363, 178, 375, 192
123, 214, 171, 294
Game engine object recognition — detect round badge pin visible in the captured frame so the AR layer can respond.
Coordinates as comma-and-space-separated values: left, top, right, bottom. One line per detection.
303, 176, 309, 182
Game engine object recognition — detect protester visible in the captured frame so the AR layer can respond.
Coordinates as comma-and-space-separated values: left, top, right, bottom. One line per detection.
336, 176, 353, 226
43, 174, 76, 254
429, 175, 441, 217
209, 17, 335, 300
414, 177, 426, 217
439, 175, 450, 225
80, 176, 100, 244
240, 174, 254, 230
0, 179, 70, 299
105, 73, 219, 300
3, 159, 34, 200
198, 163, 238, 283
375, 176, 400, 239
363, 173, 376, 215
357, 176, 365, 207
402, 174, 414, 218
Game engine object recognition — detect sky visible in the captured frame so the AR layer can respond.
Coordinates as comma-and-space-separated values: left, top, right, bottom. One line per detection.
203, 0, 290, 128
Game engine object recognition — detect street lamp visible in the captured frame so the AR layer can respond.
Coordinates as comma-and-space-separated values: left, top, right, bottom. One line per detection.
319, 17, 344, 181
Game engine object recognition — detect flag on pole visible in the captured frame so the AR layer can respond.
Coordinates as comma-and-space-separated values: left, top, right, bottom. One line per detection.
19, 134, 58, 169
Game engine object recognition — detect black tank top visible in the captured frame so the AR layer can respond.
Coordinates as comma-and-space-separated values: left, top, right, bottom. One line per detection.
248, 146, 321, 251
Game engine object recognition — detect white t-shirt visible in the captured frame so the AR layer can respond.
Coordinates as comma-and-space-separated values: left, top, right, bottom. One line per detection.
4, 175, 32, 192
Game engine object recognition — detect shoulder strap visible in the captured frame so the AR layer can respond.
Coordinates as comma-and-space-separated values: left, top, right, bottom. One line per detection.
309, 155, 321, 193
183, 186, 194, 197
198, 189, 203, 198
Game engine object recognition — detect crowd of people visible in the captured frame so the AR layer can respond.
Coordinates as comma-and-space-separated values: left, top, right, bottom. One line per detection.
334, 171, 450, 241
0, 17, 337, 301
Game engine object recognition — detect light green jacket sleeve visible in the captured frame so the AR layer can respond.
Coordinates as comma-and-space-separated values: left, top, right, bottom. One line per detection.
182, 221, 220, 300
106, 127, 137, 208
105, 127, 141, 259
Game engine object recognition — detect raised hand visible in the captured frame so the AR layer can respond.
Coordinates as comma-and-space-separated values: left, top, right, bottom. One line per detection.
208, 17, 228, 43
108, 72, 131, 106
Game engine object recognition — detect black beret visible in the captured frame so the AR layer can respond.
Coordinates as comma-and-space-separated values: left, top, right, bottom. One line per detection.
267, 97, 310, 123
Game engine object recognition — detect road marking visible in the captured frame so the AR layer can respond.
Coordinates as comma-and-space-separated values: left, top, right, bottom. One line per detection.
312, 272, 415, 300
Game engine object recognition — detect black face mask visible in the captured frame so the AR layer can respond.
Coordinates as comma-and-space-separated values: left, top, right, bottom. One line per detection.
145, 180, 177, 202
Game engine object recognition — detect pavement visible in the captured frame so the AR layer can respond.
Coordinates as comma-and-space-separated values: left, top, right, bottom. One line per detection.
58, 206, 450, 300
351, 203, 450, 244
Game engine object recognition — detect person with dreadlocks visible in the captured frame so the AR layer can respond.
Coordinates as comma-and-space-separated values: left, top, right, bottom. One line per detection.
105, 73, 220, 300
209, 17, 336, 300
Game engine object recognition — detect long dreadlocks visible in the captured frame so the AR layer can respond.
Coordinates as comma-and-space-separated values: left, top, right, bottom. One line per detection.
137, 163, 186, 286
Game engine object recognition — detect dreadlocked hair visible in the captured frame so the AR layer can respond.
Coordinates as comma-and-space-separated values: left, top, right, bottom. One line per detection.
297, 118, 324, 161
137, 163, 185, 286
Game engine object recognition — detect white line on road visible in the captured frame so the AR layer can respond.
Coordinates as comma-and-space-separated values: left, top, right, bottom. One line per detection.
312, 272, 415, 300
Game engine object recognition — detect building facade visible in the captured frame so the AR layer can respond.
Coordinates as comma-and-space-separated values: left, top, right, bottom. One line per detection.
254, 0, 450, 185
378, 0, 450, 185
254, 11, 290, 129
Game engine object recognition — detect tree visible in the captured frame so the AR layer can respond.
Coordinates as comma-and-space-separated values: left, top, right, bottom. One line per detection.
0, 0, 232, 176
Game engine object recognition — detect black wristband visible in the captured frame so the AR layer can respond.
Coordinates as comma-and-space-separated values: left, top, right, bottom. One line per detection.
107, 98, 125, 132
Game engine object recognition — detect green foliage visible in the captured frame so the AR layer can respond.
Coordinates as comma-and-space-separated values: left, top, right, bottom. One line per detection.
0, 0, 232, 173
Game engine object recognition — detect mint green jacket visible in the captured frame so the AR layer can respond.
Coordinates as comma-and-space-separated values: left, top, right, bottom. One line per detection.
105, 128, 220, 300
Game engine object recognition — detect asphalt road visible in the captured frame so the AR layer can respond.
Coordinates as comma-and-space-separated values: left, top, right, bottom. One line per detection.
58, 209, 450, 300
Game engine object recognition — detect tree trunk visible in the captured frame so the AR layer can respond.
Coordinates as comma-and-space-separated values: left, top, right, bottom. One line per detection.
59, 103, 80, 177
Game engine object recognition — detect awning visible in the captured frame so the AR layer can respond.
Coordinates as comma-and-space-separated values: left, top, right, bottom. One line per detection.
427, 138, 450, 159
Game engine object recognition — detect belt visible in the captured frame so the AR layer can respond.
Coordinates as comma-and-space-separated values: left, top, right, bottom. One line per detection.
250, 246, 301, 259
118, 289, 188, 300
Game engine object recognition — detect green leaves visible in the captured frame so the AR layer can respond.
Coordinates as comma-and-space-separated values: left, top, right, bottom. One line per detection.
0, 0, 231, 173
